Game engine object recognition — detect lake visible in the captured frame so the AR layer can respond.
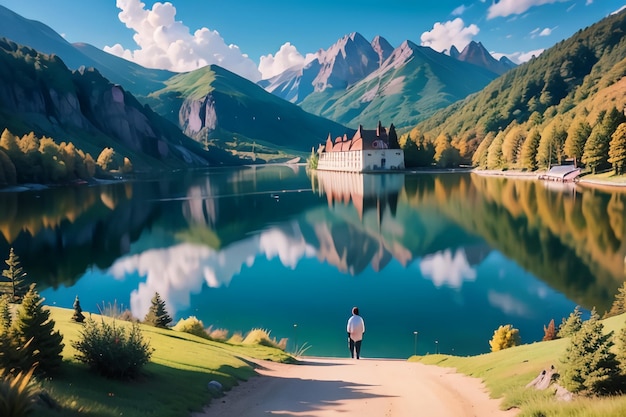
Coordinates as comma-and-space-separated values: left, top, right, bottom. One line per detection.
1, 165, 624, 359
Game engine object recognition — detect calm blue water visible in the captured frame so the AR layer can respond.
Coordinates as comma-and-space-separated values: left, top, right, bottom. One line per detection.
2, 165, 621, 358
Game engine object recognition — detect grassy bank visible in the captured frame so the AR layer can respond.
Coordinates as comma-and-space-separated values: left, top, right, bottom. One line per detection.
412, 313, 626, 416
32, 307, 293, 417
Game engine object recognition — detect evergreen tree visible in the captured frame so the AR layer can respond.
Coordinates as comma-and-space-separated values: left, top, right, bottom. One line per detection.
472, 131, 496, 168
608, 123, 626, 175
72, 295, 85, 323
616, 323, 626, 375
565, 117, 591, 167
582, 123, 610, 174
560, 308, 620, 395
144, 292, 172, 328
2, 248, 27, 302
604, 281, 626, 318
486, 131, 505, 169
0, 294, 11, 331
558, 306, 584, 338
520, 129, 541, 171
501, 125, 525, 168
11, 284, 64, 375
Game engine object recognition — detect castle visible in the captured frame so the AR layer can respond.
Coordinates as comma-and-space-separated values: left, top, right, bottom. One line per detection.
317, 122, 405, 172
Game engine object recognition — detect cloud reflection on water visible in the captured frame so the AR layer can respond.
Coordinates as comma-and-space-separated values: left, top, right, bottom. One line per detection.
419, 248, 477, 289
109, 223, 314, 318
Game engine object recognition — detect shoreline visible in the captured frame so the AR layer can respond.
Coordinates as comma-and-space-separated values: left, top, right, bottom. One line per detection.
471, 168, 626, 189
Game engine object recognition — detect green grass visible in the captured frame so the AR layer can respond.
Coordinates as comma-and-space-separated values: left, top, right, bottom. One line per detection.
411, 313, 626, 416
32, 307, 294, 417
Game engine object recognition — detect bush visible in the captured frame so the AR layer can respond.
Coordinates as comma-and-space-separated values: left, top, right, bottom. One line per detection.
489, 324, 521, 352
172, 316, 209, 339
72, 318, 153, 379
560, 308, 621, 395
243, 328, 287, 350
227, 332, 243, 344
0, 366, 38, 417
207, 327, 229, 342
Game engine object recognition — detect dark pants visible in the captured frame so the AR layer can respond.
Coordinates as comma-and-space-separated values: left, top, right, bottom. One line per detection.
349, 338, 362, 359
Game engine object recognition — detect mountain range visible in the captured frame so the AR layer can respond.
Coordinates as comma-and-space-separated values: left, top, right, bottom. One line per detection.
5, 4, 621, 175
259, 32, 515, 128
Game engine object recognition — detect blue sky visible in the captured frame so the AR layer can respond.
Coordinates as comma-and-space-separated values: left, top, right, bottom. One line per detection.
0, 0, 624, 81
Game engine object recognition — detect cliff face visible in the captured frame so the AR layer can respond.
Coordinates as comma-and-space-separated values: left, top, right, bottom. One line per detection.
0, 38, 236, 168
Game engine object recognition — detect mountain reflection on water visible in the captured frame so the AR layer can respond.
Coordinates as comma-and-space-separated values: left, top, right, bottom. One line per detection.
0, 165, 625, 358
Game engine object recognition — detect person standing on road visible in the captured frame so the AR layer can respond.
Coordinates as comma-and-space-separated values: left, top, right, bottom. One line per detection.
347, 307, 365, 359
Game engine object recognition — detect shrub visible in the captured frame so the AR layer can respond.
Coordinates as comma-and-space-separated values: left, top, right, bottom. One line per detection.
207, 327, 229, 342
560, 308, 621, 395
489, 324, 521, 352
227, 332, 243, 344
558, 306, 583, 338
144, 293, 172, 328
11, 284, 64, 376
243, 328, 286, 350
0, 366, 38, 417
72, 318, 153, 379
172, 316, 209, 339
543, 318, 558, 341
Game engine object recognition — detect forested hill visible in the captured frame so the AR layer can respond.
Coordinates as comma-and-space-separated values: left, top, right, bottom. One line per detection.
407, 8, 626, 172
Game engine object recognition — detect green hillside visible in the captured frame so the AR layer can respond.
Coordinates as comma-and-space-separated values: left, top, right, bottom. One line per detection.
411, 9, 626, 172
146, 65, 353, 162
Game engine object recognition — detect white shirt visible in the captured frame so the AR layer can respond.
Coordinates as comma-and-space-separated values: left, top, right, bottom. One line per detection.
347, 315, 365, 342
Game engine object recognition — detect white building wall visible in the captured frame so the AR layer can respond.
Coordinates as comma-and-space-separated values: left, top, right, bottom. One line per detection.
318, 149, 404, 172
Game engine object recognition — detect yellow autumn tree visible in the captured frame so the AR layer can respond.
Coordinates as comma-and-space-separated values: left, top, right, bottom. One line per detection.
489, 324, 521, 352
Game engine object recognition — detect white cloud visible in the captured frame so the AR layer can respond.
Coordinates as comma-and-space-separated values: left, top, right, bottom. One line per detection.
104, 0, 261, 81
420, 18, 480, 53
492, 48, 544, 64
258, 42, 316, 80
452, 5, 467, 16
419, 249, 477, 289
586, 0, 593, 5
487, 291, 531, 317
487, 0, 570, 19
539, 27, 553, 36
530, 27, 554, 38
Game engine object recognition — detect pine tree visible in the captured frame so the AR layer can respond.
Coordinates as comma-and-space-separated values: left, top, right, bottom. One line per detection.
543, 319, 557, 341
608, 123, 626, 175
604, 281, 626, 318
616, 322, 626, 375
72, 295, 85, 323
520, 129, 541, 171
565, 117, 591, 167
2, 248, 27, 302
486, 131, 505, 170
0, 294, 11, 331
560, 308, 620, 395
11, 284, 64, 375
558, 306, 583, 338
144, 292, 172, 328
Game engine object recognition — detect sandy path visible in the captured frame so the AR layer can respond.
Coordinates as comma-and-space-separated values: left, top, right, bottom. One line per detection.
194, 357, 519, 417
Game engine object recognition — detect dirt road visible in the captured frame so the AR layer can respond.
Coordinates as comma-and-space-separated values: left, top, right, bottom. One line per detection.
194, 357, 519, 417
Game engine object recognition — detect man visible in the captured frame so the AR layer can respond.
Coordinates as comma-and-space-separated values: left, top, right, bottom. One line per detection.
347, 306, 365, 359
